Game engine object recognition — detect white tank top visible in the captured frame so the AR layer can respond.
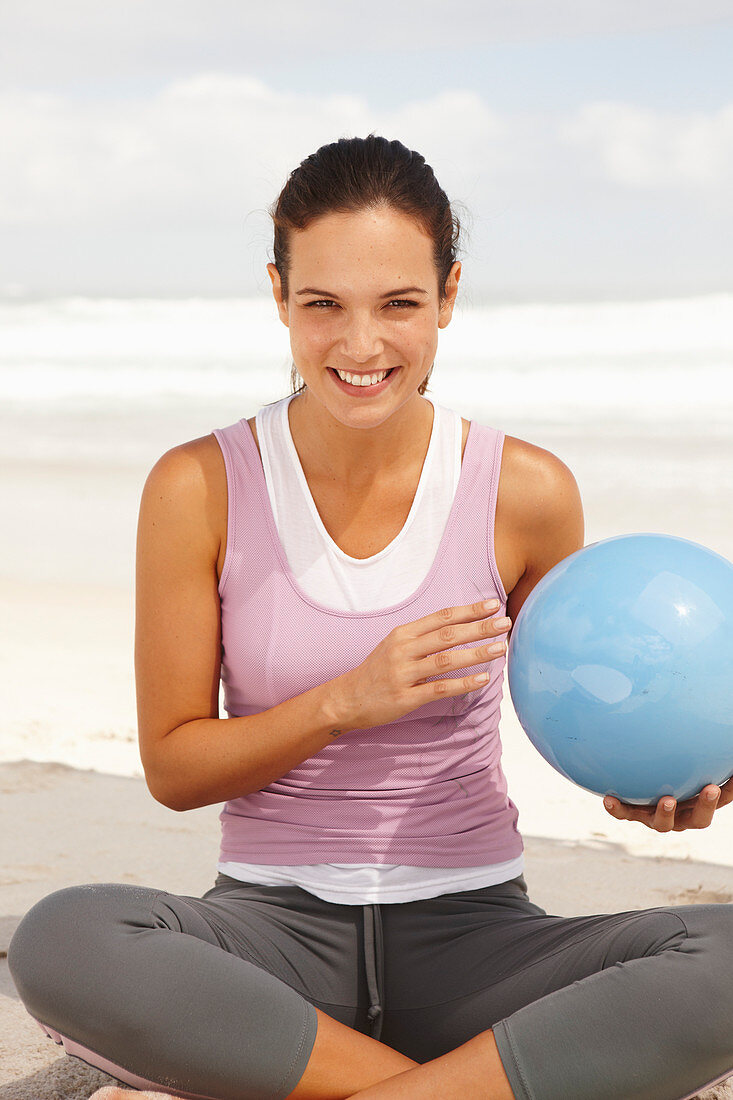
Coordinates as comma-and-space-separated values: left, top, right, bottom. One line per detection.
218, 394, 523, 903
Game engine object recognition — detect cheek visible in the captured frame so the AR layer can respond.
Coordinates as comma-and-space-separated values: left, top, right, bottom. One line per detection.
401, 320, 439, 359
290, 320, 334, 356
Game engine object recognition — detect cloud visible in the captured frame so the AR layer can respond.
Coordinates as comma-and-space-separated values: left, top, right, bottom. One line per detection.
1, 75, 730, 237
2, 0, 732, 88
561, 101, 733, 188
0, 77, 508, 228
1, 74, 731, 298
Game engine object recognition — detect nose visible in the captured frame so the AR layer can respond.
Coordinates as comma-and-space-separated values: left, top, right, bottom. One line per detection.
339, 312, 384, 364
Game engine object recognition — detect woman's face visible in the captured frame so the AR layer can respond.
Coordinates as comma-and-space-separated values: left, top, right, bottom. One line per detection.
267, 206, 460, 429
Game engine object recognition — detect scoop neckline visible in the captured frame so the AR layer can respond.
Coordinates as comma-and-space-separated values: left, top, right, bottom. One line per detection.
244, 401, 476, 619
280, 394, 439, 567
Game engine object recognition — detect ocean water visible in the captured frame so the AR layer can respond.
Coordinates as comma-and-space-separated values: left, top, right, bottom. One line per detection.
1, 292, 733, 584
2, 294, 732, 446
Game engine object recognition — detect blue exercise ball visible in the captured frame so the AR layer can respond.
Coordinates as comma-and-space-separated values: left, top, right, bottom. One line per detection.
507, 533, 733, 805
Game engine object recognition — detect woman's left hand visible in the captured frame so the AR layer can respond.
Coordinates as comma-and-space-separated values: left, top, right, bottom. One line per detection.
603, 778, 733, 832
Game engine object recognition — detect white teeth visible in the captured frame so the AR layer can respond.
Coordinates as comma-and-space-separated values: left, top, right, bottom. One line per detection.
335, 369, 389, 387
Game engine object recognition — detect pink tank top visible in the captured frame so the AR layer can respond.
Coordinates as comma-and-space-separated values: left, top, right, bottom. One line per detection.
212, 416, 523, 867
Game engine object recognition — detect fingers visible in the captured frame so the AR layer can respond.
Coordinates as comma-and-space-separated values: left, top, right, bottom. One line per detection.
396, 600, 512, 685
604, 795, 677, 831
350, 600, 511, 728
603, 785, 722, 832
413, 664, 493, 699
406, 603, 511, 668
672, 785, 720, 830
406, 599, 503, 639
652, 797, 679, 832
717, 775, 733, 809
384, 602, 512, 707
603, 796, 658, 829
414, 629, 510, 683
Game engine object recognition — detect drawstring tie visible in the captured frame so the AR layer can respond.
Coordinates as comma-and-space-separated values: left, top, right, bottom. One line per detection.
362, 904, 384, 1041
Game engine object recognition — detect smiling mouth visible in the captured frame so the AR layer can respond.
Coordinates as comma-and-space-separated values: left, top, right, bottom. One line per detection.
330, 367, 395, 388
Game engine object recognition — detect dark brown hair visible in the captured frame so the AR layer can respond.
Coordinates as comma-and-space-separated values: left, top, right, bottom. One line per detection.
270, 134, 461, 396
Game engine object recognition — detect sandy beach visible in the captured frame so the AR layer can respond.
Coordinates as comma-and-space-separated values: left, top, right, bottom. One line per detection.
3, 755, 733, 1099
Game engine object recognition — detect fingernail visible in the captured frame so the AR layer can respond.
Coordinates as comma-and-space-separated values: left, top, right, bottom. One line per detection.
706, 789, 719, 802
604, 797, 614, 810
494, 617, 512, 630
664, 799, 675, 812
484, 599, 500, 611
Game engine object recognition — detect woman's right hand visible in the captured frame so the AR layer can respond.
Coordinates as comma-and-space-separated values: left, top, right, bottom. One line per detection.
332, 600, 512, 731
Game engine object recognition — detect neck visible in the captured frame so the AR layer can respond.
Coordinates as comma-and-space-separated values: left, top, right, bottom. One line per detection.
288, 391, 434, 488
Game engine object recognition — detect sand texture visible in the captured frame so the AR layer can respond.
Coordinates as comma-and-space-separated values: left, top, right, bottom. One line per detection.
1, 761, 733, 1099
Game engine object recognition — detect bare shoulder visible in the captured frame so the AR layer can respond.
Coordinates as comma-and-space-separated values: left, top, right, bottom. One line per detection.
499, 434, 582, 533
143, 433, 225, 507
140, 434, 227, 566
495, 435, 584, 612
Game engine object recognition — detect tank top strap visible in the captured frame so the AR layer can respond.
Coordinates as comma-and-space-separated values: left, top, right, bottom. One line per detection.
212, 417, 273, 600
438, 419, 507, 608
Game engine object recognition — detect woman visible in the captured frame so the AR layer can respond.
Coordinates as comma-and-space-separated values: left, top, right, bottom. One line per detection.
9, 135, 733, 1100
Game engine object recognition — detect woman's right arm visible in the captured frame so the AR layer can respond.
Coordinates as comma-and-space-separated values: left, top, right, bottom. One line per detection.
135, 435, 351, 811
135, 436, 510, 812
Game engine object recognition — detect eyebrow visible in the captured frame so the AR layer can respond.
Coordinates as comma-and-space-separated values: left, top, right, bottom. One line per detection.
295, 286, 430, 298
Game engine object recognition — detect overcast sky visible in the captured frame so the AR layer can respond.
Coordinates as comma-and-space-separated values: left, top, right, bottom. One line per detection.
1, 0, 732, 301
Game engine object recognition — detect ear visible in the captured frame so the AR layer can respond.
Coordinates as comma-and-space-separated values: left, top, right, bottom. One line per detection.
438, 261, 461, 329
267, 263, 290, 327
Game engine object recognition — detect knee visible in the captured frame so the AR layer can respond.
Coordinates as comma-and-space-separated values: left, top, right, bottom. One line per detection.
8, 882, 155, 1026
674, 904, 733, 1060
677, 902, 733, 968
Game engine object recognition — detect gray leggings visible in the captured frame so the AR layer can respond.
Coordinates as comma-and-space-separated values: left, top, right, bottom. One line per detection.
8, 872, 733, 1100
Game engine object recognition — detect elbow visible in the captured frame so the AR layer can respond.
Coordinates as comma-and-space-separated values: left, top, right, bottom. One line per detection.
158, 792, 193, 813
145, 773, 190, 812
142, 757, 199, 812
143, 762, 226, 812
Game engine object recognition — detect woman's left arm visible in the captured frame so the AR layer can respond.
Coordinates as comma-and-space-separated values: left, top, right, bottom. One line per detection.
500, 437, 732, 835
